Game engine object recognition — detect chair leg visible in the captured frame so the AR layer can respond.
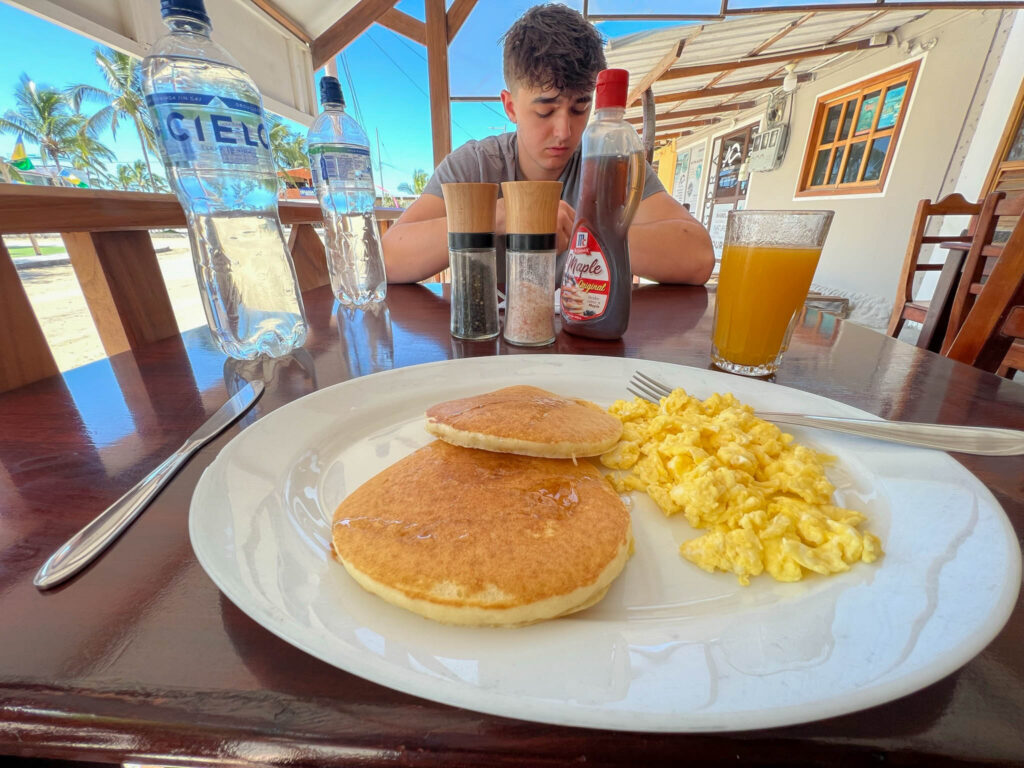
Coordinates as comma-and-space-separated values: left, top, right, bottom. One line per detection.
887, 310, 904, 339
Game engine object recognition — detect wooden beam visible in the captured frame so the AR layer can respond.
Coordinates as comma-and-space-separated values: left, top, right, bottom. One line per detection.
652, 118, 721, 133
249, 0, 311, 44
828, 10, 887, 43
627, 101, 757, 123
627, 38, 688, 107
311, 0, 400, 69
288, 224, 330, 293
425, 0, 452, 167
659, 39, 873, 82
749, 12, 816, 55
0, 187, 323, 235
657, 130, 694, 142
447, 0, 478, 43
0, 237, 59, 393
62, 231, 180, 357
378, 7, 426, 46
654, 73, 813, 104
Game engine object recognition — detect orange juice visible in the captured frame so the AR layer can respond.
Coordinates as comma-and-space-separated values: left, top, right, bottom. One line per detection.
713, 244, 821, 368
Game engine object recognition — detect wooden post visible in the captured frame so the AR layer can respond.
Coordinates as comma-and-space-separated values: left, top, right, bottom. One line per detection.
62, 230, 180, 357
0, 237, 59, 393
288, 224, 330, 292
425, 0, 452, 168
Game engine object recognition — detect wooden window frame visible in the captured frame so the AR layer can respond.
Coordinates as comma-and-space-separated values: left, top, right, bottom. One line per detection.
981, 74, 1024, 196
796, 60, 921, 197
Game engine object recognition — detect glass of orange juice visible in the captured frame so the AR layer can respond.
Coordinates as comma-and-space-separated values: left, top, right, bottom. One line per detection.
712, 210, 834, 376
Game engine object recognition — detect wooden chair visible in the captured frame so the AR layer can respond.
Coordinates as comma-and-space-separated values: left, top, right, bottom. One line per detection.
940, 191, 1024, 355
887, 193, 982, 349
945, 214, 1024, 375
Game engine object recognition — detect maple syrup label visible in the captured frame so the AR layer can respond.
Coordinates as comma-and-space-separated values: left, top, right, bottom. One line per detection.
561, 225, 610, 321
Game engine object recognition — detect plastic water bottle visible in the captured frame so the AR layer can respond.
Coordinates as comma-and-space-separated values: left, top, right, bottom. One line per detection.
307, 76, 387, 306
142, 0, 307, 360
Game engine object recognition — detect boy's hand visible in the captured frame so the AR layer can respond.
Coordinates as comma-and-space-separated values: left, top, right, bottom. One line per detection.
557, 200, 575, 253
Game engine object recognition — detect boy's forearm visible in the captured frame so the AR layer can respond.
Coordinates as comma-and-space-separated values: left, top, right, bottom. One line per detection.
628, 219, 715, 285
382, 217, 451, 283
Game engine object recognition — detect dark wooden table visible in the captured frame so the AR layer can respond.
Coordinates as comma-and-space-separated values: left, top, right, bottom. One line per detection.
2, 283, 1022, 767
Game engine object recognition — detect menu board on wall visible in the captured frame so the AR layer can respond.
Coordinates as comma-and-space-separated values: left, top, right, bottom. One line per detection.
684, 144, 704, 215
708, 202, 735, 259
672, 143, 705, 216
672, 149, 689, 201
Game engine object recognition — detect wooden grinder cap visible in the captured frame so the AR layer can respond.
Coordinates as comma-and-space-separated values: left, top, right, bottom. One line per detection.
502, 181, 563, 234
442, 183, 498, 233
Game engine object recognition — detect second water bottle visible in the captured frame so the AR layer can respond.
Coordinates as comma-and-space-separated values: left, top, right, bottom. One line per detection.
307, 76, 387, 306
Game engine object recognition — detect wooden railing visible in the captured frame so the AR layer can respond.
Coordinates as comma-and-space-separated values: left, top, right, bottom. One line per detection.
0, 184, 402, 393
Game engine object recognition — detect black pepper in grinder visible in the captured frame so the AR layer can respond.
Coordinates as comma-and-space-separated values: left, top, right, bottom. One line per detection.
441, 182, 500, 340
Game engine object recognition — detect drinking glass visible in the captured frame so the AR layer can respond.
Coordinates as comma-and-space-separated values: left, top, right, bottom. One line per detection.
712, 209, 834, 376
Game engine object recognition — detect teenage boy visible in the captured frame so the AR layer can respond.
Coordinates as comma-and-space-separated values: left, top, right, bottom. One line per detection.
382, 4, 714, 285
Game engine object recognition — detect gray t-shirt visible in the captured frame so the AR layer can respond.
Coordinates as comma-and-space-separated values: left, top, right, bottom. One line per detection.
423, 132, 665, 280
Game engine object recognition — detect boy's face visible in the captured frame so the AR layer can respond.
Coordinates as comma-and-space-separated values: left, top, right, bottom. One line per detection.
501, 83, 593, 181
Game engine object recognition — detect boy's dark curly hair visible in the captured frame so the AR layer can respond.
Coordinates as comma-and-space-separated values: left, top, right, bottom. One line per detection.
501, 4, 606, 94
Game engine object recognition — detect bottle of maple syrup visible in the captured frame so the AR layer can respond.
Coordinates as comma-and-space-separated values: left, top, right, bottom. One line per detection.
560, 68, 644, 340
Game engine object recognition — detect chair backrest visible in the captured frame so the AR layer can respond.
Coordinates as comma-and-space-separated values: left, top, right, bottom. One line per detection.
945, 214, 1024, 373
893, 193, 982, 302
941, 190, 1024, 353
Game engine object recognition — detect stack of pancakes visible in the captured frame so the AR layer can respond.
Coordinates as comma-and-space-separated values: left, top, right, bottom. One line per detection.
332, 385, 633, 627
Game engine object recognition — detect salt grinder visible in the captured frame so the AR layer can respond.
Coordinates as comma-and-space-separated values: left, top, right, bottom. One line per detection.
442, 183, 500, 340
502, 180, 562, 346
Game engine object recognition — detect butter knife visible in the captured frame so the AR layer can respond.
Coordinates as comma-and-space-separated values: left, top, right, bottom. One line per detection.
34, 381, 265, 590
757, 411, 1024, 456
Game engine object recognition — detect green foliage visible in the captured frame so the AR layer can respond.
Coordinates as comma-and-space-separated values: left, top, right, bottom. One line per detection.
397, 168, 428, 196
3, 48, 304, 195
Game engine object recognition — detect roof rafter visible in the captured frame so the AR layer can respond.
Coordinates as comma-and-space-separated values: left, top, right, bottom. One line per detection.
377, 7, 426, 45
659, 38, 875, 82
249, 0, 311, 44
749, 12, 816, 55
828, 9, 888, 43
654, 72, 813, 104
447, 0, 478, 43
311, 0, 400, 68
626, 37, 690, 108
626, 101, 758, 123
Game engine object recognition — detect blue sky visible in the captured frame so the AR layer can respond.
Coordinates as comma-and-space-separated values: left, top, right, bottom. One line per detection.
0, 0, 682, 192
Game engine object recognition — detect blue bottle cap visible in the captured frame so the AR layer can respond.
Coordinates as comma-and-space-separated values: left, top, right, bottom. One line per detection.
161, 0, 210, 24
319, 76, 345, 107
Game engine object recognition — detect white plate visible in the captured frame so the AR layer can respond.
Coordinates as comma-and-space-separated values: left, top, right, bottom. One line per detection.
189, 355, 1021, 732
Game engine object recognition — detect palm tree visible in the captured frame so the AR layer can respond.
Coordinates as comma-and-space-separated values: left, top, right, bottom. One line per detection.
266, 116, 310, 188
67, 130, 116, 187
398, 169, 428, 196
0, 157, 26, 184
0, 74, 82, 172
67, 48, 157, 188
113, 163, 139, 191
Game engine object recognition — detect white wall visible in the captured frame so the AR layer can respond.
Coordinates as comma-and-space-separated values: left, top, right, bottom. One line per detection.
743, 9, 1005, 304
947, 10, 1024, 201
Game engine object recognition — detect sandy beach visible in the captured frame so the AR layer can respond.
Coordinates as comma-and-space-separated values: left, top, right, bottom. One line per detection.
11, 231, 208, 372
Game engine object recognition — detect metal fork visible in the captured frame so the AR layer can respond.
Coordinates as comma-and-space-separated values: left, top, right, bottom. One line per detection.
627, 371, 1024, 456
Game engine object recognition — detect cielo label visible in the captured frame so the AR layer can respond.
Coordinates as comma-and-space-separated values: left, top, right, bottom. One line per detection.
146, 92, 273, 169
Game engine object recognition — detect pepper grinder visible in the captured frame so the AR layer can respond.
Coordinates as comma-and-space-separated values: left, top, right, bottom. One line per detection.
442, 182, 500, 340
502, 180, 562, 346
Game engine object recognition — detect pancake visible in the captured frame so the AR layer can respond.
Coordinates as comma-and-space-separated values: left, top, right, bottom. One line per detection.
332, 440, 632, 626
424, 385, 623, 458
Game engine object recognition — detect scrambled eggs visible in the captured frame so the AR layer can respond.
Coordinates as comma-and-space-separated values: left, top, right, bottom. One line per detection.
600, 389, 882, 585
